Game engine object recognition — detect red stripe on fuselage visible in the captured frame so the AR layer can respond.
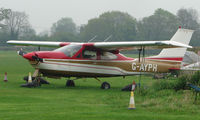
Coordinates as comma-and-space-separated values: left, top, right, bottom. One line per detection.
147, 57, 183, 61
168, 68, 180, 70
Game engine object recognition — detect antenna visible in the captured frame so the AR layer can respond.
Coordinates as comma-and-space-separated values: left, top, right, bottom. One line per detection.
103, 35, 112, 42
88, 35, 97, 43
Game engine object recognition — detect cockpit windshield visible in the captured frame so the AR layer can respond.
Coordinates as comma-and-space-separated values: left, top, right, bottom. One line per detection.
54, 44, 82, 57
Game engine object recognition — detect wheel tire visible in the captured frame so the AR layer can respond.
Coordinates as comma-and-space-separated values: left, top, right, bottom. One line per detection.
101, 82, 110, 89
66, 80, 75, 87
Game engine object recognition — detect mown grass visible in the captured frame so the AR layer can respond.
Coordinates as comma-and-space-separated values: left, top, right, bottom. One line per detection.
0, 51, 199, 120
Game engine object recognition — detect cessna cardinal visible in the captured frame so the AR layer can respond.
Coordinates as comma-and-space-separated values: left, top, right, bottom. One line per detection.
7, 28, 194, 89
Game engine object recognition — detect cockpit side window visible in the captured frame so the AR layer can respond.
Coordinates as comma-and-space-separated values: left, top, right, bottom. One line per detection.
54, 44, 82, 57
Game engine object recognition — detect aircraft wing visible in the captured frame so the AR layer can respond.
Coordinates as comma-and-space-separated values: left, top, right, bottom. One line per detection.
7, 28, 193, 51
93, 28, 193, 51
7, 40, 192, 51
92, 40, 192, 51
7, 40, 71, 47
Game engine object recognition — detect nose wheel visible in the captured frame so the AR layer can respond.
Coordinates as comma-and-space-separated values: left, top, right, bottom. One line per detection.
21, 77, 42, 88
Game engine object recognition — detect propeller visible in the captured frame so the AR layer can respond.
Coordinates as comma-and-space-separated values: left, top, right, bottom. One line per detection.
21, 50, 43, 62
17, 48, 27, 56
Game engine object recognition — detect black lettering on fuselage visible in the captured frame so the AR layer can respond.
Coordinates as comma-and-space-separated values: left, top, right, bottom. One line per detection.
131, 63, 158, 72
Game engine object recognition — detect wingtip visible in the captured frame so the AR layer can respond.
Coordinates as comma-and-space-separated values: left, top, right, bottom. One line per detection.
6, 40, 12, 44
187, 45, 193, 49
6, 40, 16, 44
182, 44, 192, 48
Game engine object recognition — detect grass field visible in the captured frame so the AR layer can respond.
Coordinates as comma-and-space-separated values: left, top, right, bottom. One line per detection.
0, 51, 199, 120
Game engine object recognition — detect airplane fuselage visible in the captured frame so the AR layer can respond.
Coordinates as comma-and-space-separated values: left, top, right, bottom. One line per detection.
29, 57, 181, 78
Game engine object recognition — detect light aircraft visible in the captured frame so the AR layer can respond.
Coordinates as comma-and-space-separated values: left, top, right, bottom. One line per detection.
7, 28, 194, 89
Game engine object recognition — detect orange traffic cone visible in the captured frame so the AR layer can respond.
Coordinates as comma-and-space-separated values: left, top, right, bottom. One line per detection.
28, 72, 32, 83
4, 72, 8, 82
128, 81, 136, 109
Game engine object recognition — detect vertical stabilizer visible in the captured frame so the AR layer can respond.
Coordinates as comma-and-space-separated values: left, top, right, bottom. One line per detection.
151, 28, 194, 60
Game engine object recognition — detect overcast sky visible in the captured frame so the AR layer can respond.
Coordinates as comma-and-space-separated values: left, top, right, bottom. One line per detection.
1, 0, 200, 33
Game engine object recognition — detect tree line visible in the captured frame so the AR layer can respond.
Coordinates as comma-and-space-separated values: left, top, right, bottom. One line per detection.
0, 8, 200, 46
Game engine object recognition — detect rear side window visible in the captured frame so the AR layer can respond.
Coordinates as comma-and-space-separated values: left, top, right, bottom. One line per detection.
100, 52, 117, 60
82, 50, 97, 59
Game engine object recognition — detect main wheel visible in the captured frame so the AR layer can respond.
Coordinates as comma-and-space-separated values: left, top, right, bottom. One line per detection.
66, 80, 75, 87
101, 82, 110, 89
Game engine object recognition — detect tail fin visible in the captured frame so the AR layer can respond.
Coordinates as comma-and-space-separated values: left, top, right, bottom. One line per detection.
151, 28, 194, 61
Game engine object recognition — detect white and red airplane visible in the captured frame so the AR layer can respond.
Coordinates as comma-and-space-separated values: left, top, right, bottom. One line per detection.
7, 28, 194, 89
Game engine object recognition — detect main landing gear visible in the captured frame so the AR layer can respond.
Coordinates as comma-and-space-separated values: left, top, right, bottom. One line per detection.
65, 77, 82, 87
66, 80, 75, 87
95, 78, 110, 89
65, 77, 111, 89
101, 82, 110, 89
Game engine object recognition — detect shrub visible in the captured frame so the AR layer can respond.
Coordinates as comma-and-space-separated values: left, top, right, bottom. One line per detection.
173, 76, 188, 91
152, 80, 174, 91
173, 71, 200, 91
136, 86, 149, 96
190, 71, 200, 85
150, 71, 200, 92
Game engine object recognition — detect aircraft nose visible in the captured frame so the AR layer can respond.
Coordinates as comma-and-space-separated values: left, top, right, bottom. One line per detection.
23, 52, 35, 61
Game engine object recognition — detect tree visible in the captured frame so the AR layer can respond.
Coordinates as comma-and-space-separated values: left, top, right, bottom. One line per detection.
137, 8, 180, 41
19, 26, 36, 40
0, 8, 11, 28
80, 11, 137, 42
49, 17, 79, 42
51, 17, 77, 35
177, 8, 199, 30
0, 8, 11, 45
3, 11, 35, 40
49, 32, 79, 42
177, 8, 200, 46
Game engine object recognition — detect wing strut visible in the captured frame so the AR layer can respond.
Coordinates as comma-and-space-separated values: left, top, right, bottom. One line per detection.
138, 46, 146, 92
138, 48, 142, 62
138, 46, 145, 63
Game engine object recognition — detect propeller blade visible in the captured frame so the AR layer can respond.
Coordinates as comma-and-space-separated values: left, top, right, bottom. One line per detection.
17, 49, 27, 56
